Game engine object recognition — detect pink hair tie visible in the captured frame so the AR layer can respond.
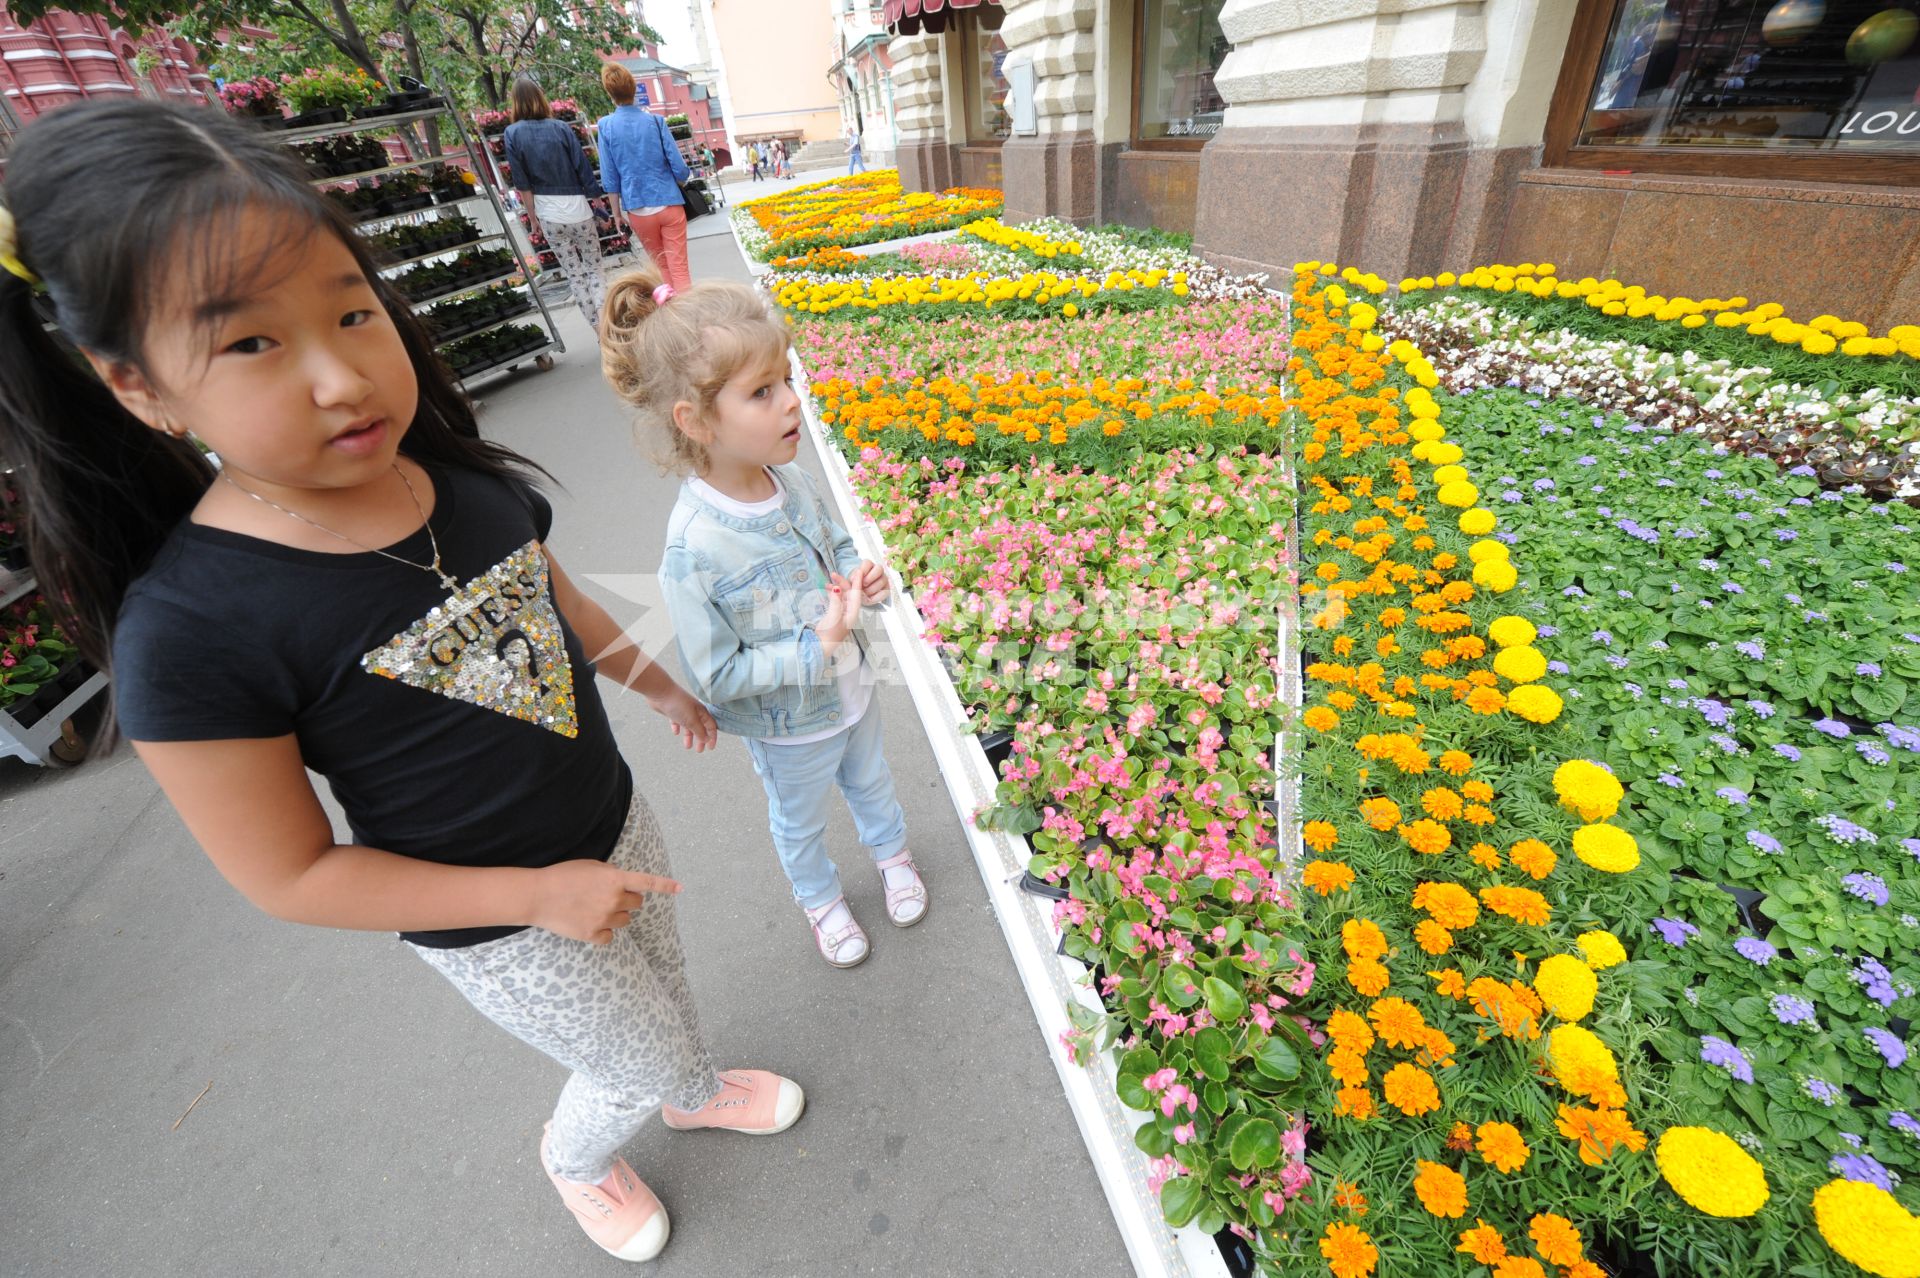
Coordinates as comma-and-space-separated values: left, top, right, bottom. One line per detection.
652, 283, 676, 306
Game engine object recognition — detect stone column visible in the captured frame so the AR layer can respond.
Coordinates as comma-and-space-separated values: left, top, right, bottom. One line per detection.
1000, 0, 1100, 224
1194, 0, 1574, 281
889, 31, 954, 190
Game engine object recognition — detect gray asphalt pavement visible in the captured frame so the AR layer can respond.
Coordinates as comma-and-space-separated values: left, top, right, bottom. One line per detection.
0, 227, 1130, 1276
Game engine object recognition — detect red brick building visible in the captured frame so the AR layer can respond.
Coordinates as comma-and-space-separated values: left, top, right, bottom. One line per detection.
608, 47, 728, 163
0, 3, 214, 150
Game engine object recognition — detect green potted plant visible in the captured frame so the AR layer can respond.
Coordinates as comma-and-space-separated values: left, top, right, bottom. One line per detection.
281, 67, 379, 128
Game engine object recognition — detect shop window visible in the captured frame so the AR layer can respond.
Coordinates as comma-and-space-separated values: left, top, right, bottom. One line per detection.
1548, 0, 1920, 179
1133, 0, 1228, 147
962, 7, 1010, 143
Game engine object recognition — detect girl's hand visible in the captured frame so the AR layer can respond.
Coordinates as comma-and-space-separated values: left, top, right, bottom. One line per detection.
532, 858, 682, 944
814, 572, 863, 652
647, 685, 719, 752
855, 560, 891, 605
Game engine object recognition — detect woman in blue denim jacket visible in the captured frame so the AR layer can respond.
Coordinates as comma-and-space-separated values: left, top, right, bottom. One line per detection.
503, 77, 607, 332
600, 268, 930, 969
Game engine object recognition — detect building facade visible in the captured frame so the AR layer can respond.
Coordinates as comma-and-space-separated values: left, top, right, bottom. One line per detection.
611, 46, 730, 159
0, 3, 213, 153
886, 0, 1920, 327
702, 0, 842, 151
832, 0, 900, 166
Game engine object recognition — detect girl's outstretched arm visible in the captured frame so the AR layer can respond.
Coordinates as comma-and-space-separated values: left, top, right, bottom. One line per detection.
133, 734, 677, 943
546, 552, 718, 751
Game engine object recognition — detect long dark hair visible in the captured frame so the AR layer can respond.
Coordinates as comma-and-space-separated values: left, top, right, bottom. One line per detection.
510, 76, 551, 123
0, 100, 545, 731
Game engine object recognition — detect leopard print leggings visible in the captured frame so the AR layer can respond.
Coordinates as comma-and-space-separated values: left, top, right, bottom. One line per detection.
411, 791, 721, 1182
542, 216, 607, 332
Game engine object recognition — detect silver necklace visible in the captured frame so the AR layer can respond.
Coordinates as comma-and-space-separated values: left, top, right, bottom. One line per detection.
222, 463, 460, 593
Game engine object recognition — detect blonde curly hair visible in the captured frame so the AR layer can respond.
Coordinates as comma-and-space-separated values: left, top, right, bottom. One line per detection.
600, 265, 792, 474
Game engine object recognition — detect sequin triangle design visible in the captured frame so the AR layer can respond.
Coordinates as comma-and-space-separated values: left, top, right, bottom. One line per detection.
361, 540, 579, 737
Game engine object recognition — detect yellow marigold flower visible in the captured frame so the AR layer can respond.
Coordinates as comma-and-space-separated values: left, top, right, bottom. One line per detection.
1421, 787, 1465, 820
1062, 302, 1077, 317
1400, 818, 1453, 855
1473, 559, 1518, 592
1655, 1127, 1770, 1218
1577, 930, 1627, 969
1481, 884, 1551, 926
1475, 1121, 1530, 1173
1487, 615, 1536, 648
1347, 957, 1390, 997
1682, 314, 1707, 328
1304, 859, 1355, 895
1462, 780, 1493, 802
1428, 442, 1464, 464
1433, 463, 1469, 485
1413, 1160, 1469, 1218
1360, 797, 1401, 831
1414, 919, 1455, 954
1303, 820, 1340, 853
1437, 479, 1479, 508
1530, 1213, 1584, 1266
1343, 917, 1389, 960
1492, 645, 1547, 684
1535, 954, 1598, 1021
1468, 841, 1502, 871
1553, 759, 1624, 821
1507, 684, 1564, 723
1508, 837, 1557, 880
1327, 1007, 1375, 1054
1549, 1024, 1623, 1105
1468, 539, 1509, 564
1368, 996, 1428, 1048
1459, 507, 1497, 535
1319, 1221, 1379, 1278
1457, 1220, 1508, 1264
1573, 823, 1640, 873
1328, 1045, 1370, 1086
1383, 1061, 1441, 1116
1303, 705, 1340, 732
1414, 880, 1479, 929
1439, 749, 1474, 776
1812, 1179, 1920, 1278
1431, 967, 1467, 999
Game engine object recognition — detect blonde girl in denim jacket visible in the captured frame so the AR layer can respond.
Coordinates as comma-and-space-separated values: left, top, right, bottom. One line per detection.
601, 270, 928, 968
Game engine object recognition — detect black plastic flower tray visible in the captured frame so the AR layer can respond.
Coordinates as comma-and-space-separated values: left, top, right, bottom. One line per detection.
1017, 870, 1070, 901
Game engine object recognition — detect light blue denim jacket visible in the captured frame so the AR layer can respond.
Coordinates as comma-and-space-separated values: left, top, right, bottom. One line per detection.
658, 464, 866, 739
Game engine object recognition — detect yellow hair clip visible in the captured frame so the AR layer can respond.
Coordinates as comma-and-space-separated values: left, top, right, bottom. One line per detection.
0, 204, 41, 287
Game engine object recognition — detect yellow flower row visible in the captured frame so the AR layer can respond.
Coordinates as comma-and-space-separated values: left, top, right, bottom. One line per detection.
771, 267, 1188, 315
1401, 262, 1920, 361
960, 216, 1083, 258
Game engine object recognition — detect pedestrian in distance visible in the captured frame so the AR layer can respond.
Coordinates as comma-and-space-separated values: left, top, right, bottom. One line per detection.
747, 141, 764, 181
504, 75, 608, 336
600, 271, 930, 970
0, 99, 802, 1266
595, 63, 693, 295
846, 122, 866, 174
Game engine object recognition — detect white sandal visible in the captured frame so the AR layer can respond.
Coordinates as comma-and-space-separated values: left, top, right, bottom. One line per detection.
804, 896, 870, 968
875, 851, 929, 927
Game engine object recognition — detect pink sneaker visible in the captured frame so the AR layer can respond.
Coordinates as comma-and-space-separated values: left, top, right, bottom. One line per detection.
541, 1124, 670, 1261
661, 1069, 805, 1135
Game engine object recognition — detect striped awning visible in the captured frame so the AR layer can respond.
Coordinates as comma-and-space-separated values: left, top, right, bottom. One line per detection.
881, 0, 1000, 36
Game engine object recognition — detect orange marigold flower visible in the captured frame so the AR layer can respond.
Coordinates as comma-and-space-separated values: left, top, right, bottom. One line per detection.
1333, 1179, 1370, 1216
1476, 1121, 1531, 1173
1347, 957, 1390, 997
1360, 797, 1401, 831
1529, 1213, 1583, 1266
1456, 1220, 1508, 1265
1328, 1045, 1370, 1086
1462, 803, 1497, 827
1400, 819, 1453, 855
1319, 1223, 1378, 1278
1342, 917, 1389, 960
1335, 1085, 1377, 1120
1430, 968, 1468, 999
1383, 1062, 1441, 1116
1422, 787, 1465, 820
1447, 1121, 1475, 1151
1421, 1027, 1457, 1067
1303, 705, 1341, 732
1413, 880, 1480, 929
1413, 1160, 1470, 1218
1327, 1007, 1375, 1054
1414, 919, 1455, 954
1382, 699, 1417, 718
1328, 690, 1358, 711
1555, 1103, 1648, 1166
1304, 859, 1355, 895
1332, 634, 1356, 656
1562, 1261, 1607, 1278
1492, 1259, 1546, 1278
1461, 780, 1494, 802
1378, 607, 1407, 628
1508, 838, 1558, 880
1480, 884, 1552, 927
1469, 841, 1502, 871
1468, 977, 1542, 1040
1303, 820, 1341, 853
1367, 996, 1428, 1048
1466, 685, 1507, 715
1438, 749, 1474, 776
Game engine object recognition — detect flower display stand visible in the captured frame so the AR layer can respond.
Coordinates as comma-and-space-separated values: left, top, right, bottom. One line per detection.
0, 565, 107, 767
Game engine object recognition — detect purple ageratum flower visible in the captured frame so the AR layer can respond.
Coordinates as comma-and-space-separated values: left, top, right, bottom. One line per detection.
1501, 490, 1524, 503
1892, 1111, 1920, 1139
1776, 528, 1799, 542
1844, 872, 1890, 906
1652, 917, 1699, 946
1711, 734, 1741, 755
1563, 586, 1586, 598
1905, 838, 1920, 863
1658, 773, 1685, 788
1747, 830, 1783, 854
1805, 1077, 1841, 1106
1830, 1152, 1895, 1193
1890, 562, 1909, 574
1855, 956, 1900, 1009
1748, 700, 1776, 719
1772, 993, 1818, 1026
1881, 723, 1920, 753
1734, 936, 1777, 965
1532, 477, 1556, 492
1736, 641, 1766, 660
1698, 698, 1732, 727
1701, 1035, 1755, 1083
1549, 660, 1572, 675
1576, 455, 1598, 467
1813, 719, 1852, 739
1865, 1027, 1909, 1068
1722, 581, 1746, 595
1821, 815, 1879, 846
1537, 624, 1559, 638
1605, 654, 1630, 669
1705, 468, 1724, 479
1790, 464, 1818, 477
1775, 743, 1803, 762
1858, 662, 1884, 678
1717, 786, 1751, 806
1858, 742, 1892, 766
1592, 630, 1614, 647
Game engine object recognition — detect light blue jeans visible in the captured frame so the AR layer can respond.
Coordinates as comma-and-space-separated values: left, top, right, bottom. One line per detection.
743, 707, 908, 911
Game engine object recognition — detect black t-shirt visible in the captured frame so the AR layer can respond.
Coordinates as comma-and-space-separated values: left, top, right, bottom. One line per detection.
112, 462, 632, 948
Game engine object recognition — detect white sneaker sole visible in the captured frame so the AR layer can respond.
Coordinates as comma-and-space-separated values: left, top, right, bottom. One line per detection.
600, 1207, 670, 1262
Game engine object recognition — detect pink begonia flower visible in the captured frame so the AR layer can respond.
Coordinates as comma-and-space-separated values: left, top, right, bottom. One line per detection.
1159, 1084, 1196, 1117
1173, 1122, 1195, 1145
1279, 1159, 1312, 1197
1143, 1068, 1177, 1092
